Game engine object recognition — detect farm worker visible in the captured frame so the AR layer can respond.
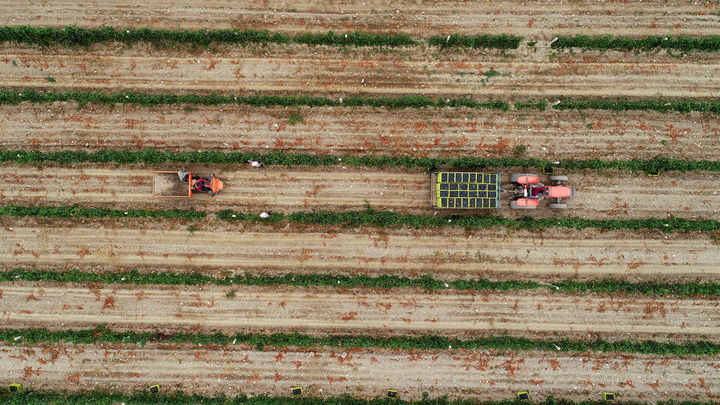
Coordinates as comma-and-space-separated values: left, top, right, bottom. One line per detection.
248, 160, 264, 168
178, 169, 191, 183
260, 212, 270, 219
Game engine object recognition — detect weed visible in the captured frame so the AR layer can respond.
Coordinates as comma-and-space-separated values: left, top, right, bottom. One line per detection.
288, 111, 303, 125
513, 144, 527, 157
225, 289, 237, 299
483, 68, 501, 78
44, 76, 55, 82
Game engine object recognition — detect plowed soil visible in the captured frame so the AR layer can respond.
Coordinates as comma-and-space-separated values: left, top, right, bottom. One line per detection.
2, 103, 719, 161
2, 165, 719, 219
1, 343, 717, 402
1, 0, 718, 37
2, 46, 719, 99
2, 219, 717, 281
3, 282, 719, 342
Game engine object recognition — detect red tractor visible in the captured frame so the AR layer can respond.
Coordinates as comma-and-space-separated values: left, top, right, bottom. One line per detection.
510, 173, 575, 209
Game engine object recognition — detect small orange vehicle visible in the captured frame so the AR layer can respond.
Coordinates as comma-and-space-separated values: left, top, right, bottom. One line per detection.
152, 170, 224, 198
509, 173, 575, 209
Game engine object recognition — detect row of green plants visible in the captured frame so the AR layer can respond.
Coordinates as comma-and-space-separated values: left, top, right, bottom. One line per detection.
2, 325, 717, 356
427, 33, 523, 49
554, 98, 720, 114
0, 25, 419, 48
3, 202, 720, 234
0, 26, 527, 49
1, 391, 710, 405
2, 149, 718, 173
551, 34, 720, 52
0, 205, 205, 219
0, 89, 509, 110
218, 207, 720, 233
2, 268, 719, 297
4, 89, 720, 115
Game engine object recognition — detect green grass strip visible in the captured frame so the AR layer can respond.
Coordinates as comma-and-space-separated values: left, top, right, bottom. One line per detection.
0, 205, 205, 220
0, 391, 711, 405
1, 149, 719, 173
1, 325, 718, 356
427, 33, 523, 49
0, 25, 419, 48
3, 268, 719, 298
0, 89, 509, 110
551, 34, 720, 52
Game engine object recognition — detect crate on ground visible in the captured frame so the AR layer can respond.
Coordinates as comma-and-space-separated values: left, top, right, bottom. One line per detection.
292, 386, 303, 396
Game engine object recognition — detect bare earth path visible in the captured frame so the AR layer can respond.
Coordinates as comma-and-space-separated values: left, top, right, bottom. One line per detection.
1, 0, 717, 37
1, 221, 717, 281
0, 343, 717, 402
2, 103, 719, 161
1, 165, 718, 220
2, 282, 719, 342
2, 49, 719, 99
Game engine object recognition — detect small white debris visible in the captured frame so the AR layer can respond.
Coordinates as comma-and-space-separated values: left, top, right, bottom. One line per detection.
448, 219, 451, 222
121, 277, 126, 281
14, 336, 22, 341
231, 214, 236, 218
446, 35, 451, 43
339, 97, 343, 103
553, 344, 561, 350
361, 78, 365, 84
548, 37, 558, 46
341, 352, 348, 359
443, 282, 449, 288
260, 212, 270, 219
233, 338, 237, 344
124, 211, 128, 215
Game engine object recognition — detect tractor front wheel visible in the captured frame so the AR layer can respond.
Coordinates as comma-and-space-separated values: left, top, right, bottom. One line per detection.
549, 203, 567, 209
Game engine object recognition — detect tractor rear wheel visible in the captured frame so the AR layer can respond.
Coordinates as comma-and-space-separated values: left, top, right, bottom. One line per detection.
549, 203, 567, 209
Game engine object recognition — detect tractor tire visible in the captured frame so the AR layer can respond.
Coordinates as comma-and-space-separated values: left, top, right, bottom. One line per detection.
550, 175, 568, 183
549, 203, 567, 209
510, 200, 537, 209
511, 173, 538, 183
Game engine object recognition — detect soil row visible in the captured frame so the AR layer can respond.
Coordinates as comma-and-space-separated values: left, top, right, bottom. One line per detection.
2, 49, 719, 99
1, 218, 716, 282
1, 0, 718, 37
2, 282, 718, 342
2, 103, 718, 161
0, 342, 716, 402
1, 165, 717, 220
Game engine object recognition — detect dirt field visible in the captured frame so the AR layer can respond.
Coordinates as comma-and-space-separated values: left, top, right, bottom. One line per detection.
3, 282, 719, 342
2, 165, 718, 220
2, 0, 720, 402
1, 342, 717, 402
2, 219, 717, 281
